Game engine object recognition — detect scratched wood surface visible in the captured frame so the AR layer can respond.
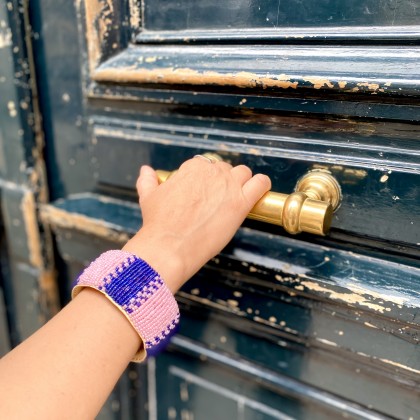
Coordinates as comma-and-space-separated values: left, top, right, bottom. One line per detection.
2, 0, 419, 419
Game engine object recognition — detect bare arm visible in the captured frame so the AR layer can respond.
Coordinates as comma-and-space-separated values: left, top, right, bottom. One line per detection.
0, 158, 270, 419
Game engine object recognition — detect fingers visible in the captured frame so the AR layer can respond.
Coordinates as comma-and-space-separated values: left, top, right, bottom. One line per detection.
231, 165, 253, 186
180, 156, 232, 172
242, 174, 271, 208
136, 165, 159, 203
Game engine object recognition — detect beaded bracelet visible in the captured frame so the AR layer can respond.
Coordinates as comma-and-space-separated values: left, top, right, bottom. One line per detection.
72, 250, 180, 362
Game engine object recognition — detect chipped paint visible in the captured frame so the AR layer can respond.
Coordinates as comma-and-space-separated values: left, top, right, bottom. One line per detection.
40, 204, 130, 244
235, 249, 309, 275
0, 26, 12, 49
128, 0, 141, 27
94, 67, 299, 89
21, 191, 43, 268
178, 291, 246, 316
145, 56, 157, 63
347, 283, 408, 306
84, 0, 114, 74
316, 338, 338, 347
303, 77, 334, 89
7, 101, 17, 117
379, 358, 420, 375
21, 192, 59, 316
300, 280, 392, 313
357, 82, 380, 91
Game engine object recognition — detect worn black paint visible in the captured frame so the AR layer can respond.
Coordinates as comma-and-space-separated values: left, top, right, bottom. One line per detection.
1, 0, 418, 418
144, 0, 420, 30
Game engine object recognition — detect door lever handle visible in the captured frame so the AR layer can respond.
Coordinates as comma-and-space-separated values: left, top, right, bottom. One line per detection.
156, 154, 341, 236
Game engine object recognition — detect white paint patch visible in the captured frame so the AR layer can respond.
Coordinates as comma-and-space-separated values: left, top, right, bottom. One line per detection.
379, 358, 420, 375
234, 249, 309, 274
7, 101, 17, 117
129, 0, 141, 27
0, 26, 12, 49
301, 280, 389, 313
316, 338, 338, 347
347, 283, 408, 306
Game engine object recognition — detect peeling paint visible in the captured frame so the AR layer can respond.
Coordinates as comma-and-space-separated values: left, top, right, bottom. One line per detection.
7, 101, 17, 117
21, 192, 59, 317
21, 191, 43, 269
357, 82, 380, 91
364, 322, 378, 329
316, 338, 338, 347
179, 292, 246, 316
300, 280, 392, 313
0, 26, 12, 49
40, 204, 130, 244
94, 67, 299, 90
379, 358, 420, 375
128, 0, 141, 27
303, 77, 334, 89
347, 283, 407, 306
84, 0, 114, 74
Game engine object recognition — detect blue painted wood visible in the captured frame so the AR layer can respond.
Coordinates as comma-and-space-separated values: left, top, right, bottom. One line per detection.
22, 0, 420, 418
95, 44, 420, 97
0, 0, 59, 345
42, 193, 420, 418
143, 0, 420, 31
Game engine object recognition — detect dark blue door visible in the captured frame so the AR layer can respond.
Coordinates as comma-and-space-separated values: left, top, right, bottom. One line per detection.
2, 0, 419, 419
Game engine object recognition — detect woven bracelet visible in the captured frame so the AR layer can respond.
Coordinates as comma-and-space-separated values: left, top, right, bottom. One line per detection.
72, 250, 180, 362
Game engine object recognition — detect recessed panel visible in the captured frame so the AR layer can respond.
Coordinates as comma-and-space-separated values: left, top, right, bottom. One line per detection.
143, 0, 420, 31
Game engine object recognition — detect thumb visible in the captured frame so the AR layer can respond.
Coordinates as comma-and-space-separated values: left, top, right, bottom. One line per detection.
136, 165, 159, 203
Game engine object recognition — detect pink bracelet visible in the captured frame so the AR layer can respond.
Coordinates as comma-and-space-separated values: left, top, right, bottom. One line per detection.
72, 250, 180, 362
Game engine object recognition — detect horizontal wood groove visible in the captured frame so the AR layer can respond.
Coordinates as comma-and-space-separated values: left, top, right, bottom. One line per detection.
42, 194, 420, 316
93, 45, 420, 96
136, 25, 420, 43
91, 117, 420, 171
169, 335, 390, 420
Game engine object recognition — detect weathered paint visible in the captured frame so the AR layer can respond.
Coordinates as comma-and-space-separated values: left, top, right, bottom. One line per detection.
83, 0, 114, 73
40, 203, 131, 245
13, 0, 420, 418
94, 67, 300, 90
92, 45, 420, 96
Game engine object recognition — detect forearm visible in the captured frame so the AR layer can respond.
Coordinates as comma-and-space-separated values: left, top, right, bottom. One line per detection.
0, 159, 270, 418
0, 288, 140, 420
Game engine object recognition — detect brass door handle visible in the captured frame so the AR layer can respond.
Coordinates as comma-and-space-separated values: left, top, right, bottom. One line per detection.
156, 154, 341, 236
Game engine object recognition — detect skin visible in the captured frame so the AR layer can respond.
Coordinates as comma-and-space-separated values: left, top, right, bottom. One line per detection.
0, 158, 271, 419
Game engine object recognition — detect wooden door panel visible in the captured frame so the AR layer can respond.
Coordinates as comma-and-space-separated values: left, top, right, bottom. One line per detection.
33, 0, 420, 418
90, 117, 419, 247
143, 0, 420, 30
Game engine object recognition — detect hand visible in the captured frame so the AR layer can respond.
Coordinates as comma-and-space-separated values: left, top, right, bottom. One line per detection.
123, 157, 271, 293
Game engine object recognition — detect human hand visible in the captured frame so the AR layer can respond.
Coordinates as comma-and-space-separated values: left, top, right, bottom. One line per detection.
123, 156, 271, 293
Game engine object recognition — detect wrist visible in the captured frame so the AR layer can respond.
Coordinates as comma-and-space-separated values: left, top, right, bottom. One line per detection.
72, 250, 180, 361
122, 228, 186, 294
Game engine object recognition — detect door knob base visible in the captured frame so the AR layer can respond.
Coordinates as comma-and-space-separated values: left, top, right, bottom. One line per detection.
295, 170, 342, 211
